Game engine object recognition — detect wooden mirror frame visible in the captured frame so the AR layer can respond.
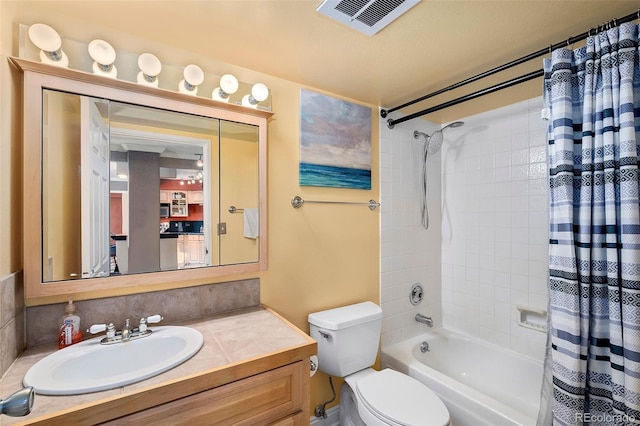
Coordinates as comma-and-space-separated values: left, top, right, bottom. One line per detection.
11, 57, 270, 304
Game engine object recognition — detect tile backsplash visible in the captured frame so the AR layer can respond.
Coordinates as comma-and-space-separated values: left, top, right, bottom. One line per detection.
0, 271, 25, 378
26, 278, 260, 347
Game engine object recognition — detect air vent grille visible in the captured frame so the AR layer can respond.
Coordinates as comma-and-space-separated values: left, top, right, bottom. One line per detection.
356, 0, 405, 27
317, 0, 420, 37
335, 0, 370, 17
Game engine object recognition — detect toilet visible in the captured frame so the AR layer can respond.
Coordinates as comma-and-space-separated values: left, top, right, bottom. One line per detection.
308, 301, 450, 426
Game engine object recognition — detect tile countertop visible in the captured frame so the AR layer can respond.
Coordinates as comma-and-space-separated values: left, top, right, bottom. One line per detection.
0, 306, 316, 425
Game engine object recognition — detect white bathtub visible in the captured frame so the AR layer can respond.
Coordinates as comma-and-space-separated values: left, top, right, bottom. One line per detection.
381, 329, 543, 426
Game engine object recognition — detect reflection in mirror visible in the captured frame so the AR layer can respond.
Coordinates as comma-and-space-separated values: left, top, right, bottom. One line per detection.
41, 89, 222, 282
220, 121, 260, 265
107, 101, 218, 275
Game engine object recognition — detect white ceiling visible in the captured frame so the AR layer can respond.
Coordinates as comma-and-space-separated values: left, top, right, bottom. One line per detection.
32, 1, 640, 122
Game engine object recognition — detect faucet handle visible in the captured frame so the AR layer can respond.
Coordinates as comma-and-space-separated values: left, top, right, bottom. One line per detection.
138, 315, 163, 333
146, 314, 163, 324
87, 324, 106, 334
87, 323, 116, 338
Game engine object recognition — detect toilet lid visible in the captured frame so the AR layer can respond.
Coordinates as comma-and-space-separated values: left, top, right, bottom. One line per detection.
356, 369, 450, 426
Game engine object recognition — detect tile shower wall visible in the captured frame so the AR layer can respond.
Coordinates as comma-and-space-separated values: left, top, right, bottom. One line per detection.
379, 114, 443, 347
441, 97, 548, 361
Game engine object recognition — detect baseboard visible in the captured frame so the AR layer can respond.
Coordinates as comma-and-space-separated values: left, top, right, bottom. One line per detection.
309, 405, 339, 426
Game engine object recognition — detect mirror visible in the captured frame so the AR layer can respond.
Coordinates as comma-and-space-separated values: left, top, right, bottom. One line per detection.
42, 89, 263, 281
15, 57, 269, 300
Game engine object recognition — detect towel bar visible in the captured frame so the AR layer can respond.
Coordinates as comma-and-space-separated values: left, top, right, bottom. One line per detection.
290, 195, 380, 211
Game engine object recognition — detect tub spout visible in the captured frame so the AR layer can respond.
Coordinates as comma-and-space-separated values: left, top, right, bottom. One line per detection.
415, 313, 433, 327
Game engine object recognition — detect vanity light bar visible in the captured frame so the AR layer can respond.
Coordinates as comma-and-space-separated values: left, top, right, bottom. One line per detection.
25, 23, 271, 108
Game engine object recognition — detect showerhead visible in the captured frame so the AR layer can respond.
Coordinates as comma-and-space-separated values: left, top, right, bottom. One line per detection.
443, 121, 465, 130
413, 121, 465, 230
413, 121, 465, 155
413, 121, 464, 155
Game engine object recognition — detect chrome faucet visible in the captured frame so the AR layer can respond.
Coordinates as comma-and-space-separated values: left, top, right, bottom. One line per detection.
0, 387, 34, 417
88, 315, 163, 345
415, 313, 433, 327
121, 319, 132, 341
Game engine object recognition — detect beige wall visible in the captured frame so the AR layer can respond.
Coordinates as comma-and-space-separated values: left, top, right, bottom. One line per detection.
0, 2, 22, 279
1, 2, 379, 413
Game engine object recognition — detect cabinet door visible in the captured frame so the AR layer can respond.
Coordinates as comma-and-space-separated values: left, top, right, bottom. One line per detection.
177, 235, 185, 266
159, 190, 170, 203
188, 190, 204, 204
187, 235, 204, 264
103, 361, 306, 425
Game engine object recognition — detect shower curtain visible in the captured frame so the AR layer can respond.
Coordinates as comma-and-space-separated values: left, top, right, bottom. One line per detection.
543, 22, 640, 425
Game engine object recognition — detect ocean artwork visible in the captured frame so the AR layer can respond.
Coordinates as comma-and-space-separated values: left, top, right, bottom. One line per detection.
299, 89, 371, 189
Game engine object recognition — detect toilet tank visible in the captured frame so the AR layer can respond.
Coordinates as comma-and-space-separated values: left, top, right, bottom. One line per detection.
308, 301, 383, 377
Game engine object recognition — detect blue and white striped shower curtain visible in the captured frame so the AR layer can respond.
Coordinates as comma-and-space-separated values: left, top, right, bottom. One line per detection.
543, 22, 640, 425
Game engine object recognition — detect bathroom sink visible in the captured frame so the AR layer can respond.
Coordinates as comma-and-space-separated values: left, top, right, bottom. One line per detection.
23, 326, 204, 395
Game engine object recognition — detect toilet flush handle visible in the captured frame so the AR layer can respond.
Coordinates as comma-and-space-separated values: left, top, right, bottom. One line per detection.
316, 329, 333, 340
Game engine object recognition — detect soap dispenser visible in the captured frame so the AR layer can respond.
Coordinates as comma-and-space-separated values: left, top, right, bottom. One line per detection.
58, 298, 82, 349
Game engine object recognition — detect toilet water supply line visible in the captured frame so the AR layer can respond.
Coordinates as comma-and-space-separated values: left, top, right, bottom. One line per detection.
315, 376, 336, 418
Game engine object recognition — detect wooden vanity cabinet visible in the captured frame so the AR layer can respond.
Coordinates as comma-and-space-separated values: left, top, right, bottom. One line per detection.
103, 360, 308, 425
5, 308, 315, 426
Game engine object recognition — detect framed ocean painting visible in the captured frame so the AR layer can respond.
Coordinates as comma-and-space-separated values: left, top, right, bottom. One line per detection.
299, 89, 371, 190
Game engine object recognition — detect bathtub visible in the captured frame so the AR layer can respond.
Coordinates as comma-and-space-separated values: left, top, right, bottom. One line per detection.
381, 329, 543, 426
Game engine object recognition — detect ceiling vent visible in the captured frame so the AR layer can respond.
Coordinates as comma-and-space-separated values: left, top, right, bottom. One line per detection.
317, 0, 420, 36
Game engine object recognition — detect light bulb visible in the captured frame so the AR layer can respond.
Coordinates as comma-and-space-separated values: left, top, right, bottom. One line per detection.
88, 39, 117, 78
137, 53, 161, 87
251, 83, 269, 102
28, 23, 68, 67
28, 23, 61, 52
242, 83, 269, 108
179, 64, 204, 95
212, 74, 238, 102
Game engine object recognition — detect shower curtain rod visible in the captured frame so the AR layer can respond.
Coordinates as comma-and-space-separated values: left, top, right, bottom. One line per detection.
382, 9, 640, 129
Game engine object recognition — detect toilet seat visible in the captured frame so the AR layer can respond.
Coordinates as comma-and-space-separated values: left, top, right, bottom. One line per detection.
355, 369, 450, 426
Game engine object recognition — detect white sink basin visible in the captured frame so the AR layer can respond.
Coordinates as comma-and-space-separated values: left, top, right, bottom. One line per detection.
23, 326, 204, 395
